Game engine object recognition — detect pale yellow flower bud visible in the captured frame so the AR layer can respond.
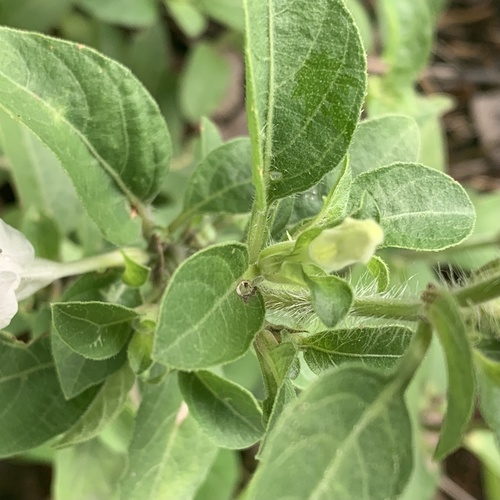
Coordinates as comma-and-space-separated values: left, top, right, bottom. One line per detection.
308, 217, 384, 272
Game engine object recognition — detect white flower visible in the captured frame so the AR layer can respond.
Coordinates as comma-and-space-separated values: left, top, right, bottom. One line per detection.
0, 218, 147, 330
0, 218, 35, 329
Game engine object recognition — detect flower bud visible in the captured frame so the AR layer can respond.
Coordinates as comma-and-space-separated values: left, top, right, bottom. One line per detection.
307, 217, 384, 272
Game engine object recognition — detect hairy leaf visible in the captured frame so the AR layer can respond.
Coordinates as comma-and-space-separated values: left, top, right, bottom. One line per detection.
180, 43, 230, 122
303, 326, 413, 373
305, 273, 353, 328
52, 328, 128, 399
426, 288, 475, 459
349, 115, 420, 176
0, 335, 97, 457
247, 366, 413, 499
55, 365, 135, 447
377, 0, 433, 85
119, 374, 217, 500
349, 163, 475, 250
52, 302, 137, 360
153, 243, 265, 370
0, 28, 171, 244
54, 439, 126, 500
0, 110, 81, 233
243, 0, 366, 201
184, 138, 254, 215
179, 370, 264, 449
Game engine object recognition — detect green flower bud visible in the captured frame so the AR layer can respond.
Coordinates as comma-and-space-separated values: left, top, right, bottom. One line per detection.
307, 217, 384, 272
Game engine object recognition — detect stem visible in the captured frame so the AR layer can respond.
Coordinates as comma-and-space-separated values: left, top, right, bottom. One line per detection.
254, 329, 280, 385
33, 248, 148, 281
453, 272, 500, 306
351, 296, 422, 320
63, 248, 147, 276
395, 320, 432, 388
261, 282, 424, 324
247, 199, 269, 264
166, 210, 194, 236
133, 201, 156, 240
17, 248, 149, 301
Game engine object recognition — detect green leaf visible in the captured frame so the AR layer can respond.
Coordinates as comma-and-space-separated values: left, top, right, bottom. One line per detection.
121, 252, 150, 287
52, 327, 128, 399
305, 272, 353, 328
254, 331, 298, 421
303, 326, 413, 373
127, 330, 153, 375
194, 449, 240, 500
425, 288, 476, 460
0, 0, 72, 31
52, 302, 138, 360
309, 158, 352, 228
377, 0, 433, 85
119, 374, 217, 500
59, 11, 128, 63
257, 379, 297, 459
20, 209, 61, 260
366, 87, 452, 172
452, 190, 500, 269
153, 243, 265, 370
199, 0, 244, 32
51, 269, 135, 399
400, 357, 441, 500
349, 115, 420, 177
54, 365, 135, 448
0, 109, 81, 234
367, 255, 390, 292
0, 335, 98, 457
179, 42, 230, 122
183, 138, 254, 215
0, 28, 171, 245
349, 163, 475, 250
200, 116, 223, 158
474, 350, 500, 446
290, 172, 339, 224
124, 22, 171, 96
99, 407, 135, 455
243, 0, 366, 201
222, 349, 262, 393
165, 0, 207, 38
75, 0, 158, 27
246, 365, 413, 499
178, 370, 264, 449
269, 197, 295, 239
476, 338, 500, 364
416, 95, 451, 172
54, 439, 126, 500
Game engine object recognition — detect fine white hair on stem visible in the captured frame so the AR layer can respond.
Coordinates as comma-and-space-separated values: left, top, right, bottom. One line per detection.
262, 270, 418, 332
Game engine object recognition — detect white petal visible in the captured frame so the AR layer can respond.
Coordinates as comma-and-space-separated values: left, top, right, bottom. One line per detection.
0, 218, 35, 266
0, 271, 20, 330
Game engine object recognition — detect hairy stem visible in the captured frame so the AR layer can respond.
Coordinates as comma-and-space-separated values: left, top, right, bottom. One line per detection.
454, 272, 500, 306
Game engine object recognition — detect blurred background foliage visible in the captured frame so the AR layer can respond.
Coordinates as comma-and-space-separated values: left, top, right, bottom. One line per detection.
0, 0, 499, 499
